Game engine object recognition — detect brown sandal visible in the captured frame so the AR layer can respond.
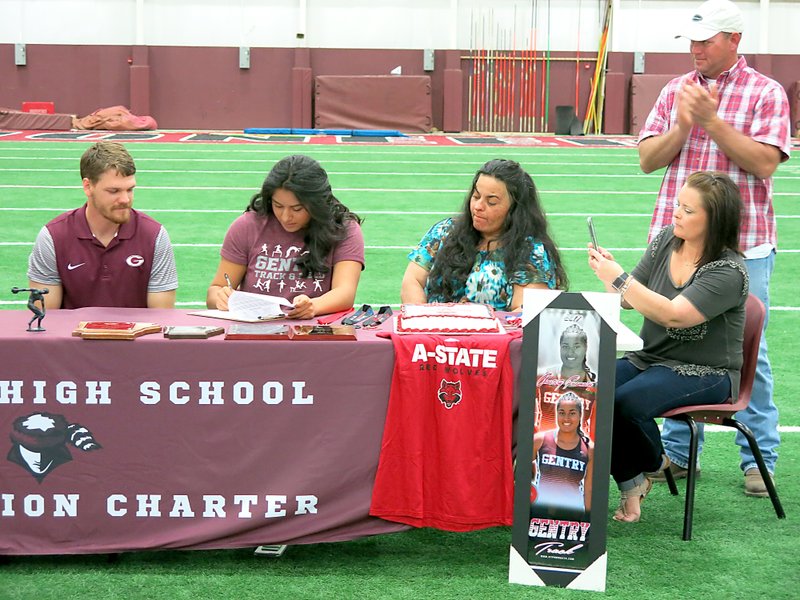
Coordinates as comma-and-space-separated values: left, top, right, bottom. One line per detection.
613, 478, 653, 523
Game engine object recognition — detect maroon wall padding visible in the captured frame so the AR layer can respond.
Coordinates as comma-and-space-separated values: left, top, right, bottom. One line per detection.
443, 68, 462, 132
308, 49, 438, 126
603, 72, 627, 134
0, 107, 74, 130
292, 68, 313, 128
147, 47, 297, 130
129, 65, 150, 116
0, 44, 131, 120
291, 48, 313, 128
130, 46, 151, 116
314, 75, 432, 132
790, 81, 800, 137
630, 74, 679, 135
2, 44, 797, 133
442, 50, 462, 133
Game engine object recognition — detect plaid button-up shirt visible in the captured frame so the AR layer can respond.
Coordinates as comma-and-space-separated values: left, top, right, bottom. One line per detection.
639, 56, 791, 251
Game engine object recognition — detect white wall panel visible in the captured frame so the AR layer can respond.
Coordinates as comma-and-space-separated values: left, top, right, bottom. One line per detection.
0, 0, 138, 45
0, 0, 797, 52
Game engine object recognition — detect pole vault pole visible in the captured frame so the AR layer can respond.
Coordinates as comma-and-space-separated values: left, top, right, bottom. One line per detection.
511, 8, 517, 132
468, 10, 475, 131
543, 0, 551, 132
575, 0, 581, 117
485, 9, 490, 132
584, 0, 611, 134
596, 1, 613, 133
520, 29, 529, 132
502, 29, 509, 132
479, 12, 486, 131
531, 0, 538, 133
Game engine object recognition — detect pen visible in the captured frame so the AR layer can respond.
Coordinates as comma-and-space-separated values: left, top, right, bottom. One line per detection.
224, 273, 233, 289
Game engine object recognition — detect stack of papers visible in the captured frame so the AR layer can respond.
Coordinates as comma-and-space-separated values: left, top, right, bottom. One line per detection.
189, 291, 295, 322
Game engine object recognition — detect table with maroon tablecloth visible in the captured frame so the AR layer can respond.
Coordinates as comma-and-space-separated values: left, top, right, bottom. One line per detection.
1, 305, 640, 556
0, 307, 418, 555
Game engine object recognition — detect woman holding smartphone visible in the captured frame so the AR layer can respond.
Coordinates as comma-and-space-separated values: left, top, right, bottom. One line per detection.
588, 171, 748, 522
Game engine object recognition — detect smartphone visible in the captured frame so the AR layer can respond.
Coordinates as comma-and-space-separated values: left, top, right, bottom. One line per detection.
587, 216, 599, 250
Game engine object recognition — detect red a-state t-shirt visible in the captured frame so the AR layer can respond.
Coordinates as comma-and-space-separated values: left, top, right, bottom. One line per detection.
370, 333, 515, 531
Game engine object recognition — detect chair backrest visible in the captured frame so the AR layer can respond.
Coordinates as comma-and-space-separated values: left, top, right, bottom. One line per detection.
738, 294, 767, 405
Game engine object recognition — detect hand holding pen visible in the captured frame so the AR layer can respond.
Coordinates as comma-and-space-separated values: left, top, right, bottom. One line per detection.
215, 273, 235, 311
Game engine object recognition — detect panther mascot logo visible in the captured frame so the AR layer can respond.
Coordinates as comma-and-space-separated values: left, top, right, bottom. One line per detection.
437, 379, 462, 409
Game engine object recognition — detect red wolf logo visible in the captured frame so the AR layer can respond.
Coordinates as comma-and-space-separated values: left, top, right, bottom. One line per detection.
437, 379, 462, 409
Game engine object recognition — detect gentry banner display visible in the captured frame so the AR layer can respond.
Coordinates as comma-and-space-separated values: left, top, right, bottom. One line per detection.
0, 307, 409, 555
510, 291, 620, 592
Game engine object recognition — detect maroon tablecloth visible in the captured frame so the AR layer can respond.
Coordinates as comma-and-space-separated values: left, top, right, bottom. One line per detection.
0, 308, 411, 554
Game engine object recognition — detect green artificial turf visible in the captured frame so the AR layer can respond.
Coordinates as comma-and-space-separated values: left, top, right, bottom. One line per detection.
0, 139, 798, 599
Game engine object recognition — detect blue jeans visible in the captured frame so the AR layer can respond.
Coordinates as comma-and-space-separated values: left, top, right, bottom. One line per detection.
662, 251, 779, 474
612, 359, 730, 484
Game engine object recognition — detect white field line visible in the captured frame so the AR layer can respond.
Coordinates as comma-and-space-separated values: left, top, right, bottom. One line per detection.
0, 147, 644, 157
0, 184, 649, 193
0, 156, 648, 166
1, 184, 799, 199
2, 241, 800, 256
0, 168, 655, 177
1, 206, 799, 219
1, 143, 797, 164
1, 153, 798, 176
2, 237, 800, 254
1, 166, 798, 183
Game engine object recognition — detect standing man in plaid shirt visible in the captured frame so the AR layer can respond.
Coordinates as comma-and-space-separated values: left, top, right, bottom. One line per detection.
638, 0, 791, 497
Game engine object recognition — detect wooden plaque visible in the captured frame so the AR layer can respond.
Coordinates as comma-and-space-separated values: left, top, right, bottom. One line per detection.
72, 321, 162, 340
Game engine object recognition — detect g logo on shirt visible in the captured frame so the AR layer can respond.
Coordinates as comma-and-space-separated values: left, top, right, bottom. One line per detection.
126, 255, 145, 267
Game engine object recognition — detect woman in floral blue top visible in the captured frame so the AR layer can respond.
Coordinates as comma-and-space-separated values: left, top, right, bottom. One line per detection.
401, 159, 567, 310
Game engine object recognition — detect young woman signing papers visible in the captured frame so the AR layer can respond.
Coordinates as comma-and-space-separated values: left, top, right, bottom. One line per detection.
207, 155, 364, 320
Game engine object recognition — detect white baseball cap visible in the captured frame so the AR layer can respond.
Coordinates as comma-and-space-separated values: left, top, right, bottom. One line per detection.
675, 0, 744, 41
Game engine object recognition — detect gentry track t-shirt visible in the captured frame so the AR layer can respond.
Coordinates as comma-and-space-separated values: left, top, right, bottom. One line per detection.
220, 211, 364, 303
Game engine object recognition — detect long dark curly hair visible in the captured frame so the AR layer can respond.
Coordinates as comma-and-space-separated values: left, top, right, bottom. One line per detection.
426, 158, 567, 300
246, 155, 362, 278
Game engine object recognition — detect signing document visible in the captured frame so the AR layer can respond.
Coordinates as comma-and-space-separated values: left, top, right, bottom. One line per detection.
190, 291, 294, 322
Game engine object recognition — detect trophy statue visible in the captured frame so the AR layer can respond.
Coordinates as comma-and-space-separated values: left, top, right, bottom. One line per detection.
11, 287, 49, 332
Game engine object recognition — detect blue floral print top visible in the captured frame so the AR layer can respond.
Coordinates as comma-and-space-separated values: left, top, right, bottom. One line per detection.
407, 218, 557, 310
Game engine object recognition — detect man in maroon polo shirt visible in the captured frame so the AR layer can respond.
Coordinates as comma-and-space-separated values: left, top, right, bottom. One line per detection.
27, 141, 178, 309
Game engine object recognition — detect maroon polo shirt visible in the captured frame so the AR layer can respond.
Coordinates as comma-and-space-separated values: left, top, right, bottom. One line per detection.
47, 205, 163, 308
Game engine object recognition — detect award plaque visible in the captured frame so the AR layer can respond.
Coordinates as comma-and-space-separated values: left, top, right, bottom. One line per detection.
224, 323, 291, 340
289, 324, 357, 340
163, 326, 225, 339
72, 321, 163, 340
